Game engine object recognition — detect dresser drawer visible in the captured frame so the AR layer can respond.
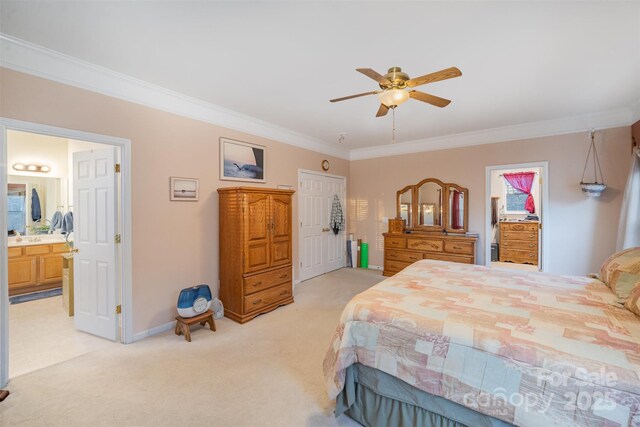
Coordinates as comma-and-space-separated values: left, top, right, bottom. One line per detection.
500, 222, 538, 232
500, 249, 538, 264
386, 249, 422, 263
444, 241, 474, 255
407, 238, 443, 252
244, 282, 291, 313
385, 237, 406, 249
384, 259, 412, 273
244, 266, 291, 295
25, 245, 50, 256
425, 252, 474, 264
8, 247, 23, 258
501, 231, 538, 241
501, 240, 538, 250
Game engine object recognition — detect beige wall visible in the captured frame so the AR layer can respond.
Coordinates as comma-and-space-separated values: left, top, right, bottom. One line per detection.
0, 68, 349, 334
349, 127, 632, 276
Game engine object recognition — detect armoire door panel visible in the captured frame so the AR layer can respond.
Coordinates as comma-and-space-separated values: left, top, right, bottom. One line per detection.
246, 243, 270, 273
246, 193, 269, 242
271, 194, 292, 240
271, 240, 291, 267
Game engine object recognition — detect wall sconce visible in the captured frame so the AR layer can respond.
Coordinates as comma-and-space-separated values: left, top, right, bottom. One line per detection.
13, 163, 50, 173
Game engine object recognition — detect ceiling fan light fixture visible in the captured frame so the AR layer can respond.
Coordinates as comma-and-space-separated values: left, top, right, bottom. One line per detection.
378, 89, 409, 107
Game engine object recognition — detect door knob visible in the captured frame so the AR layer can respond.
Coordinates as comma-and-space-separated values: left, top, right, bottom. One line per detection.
70, 248, 79, 253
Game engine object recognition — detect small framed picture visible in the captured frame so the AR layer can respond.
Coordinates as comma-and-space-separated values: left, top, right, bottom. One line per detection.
170, 177, 199, 201
220, 137, 266, 183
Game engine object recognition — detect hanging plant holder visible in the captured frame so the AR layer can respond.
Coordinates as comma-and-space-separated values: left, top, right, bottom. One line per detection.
580, 130, 606, 198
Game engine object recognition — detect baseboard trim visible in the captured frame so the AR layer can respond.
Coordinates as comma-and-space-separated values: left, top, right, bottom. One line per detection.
132, 320, 175, 342
368, 265, 383, 271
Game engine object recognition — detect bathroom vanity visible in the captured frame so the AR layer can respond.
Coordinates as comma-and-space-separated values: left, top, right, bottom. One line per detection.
8, 238, 69, 296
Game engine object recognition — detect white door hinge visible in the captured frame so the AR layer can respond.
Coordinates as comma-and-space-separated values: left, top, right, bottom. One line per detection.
115, 234, 122, 244
116, 305, 122, 314
115, 163, 121, 173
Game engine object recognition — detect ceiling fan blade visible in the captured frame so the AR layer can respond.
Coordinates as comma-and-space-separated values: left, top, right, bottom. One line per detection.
409, 90, 451, 108
356, 68, 392, 86
330, 90, 379, 103
376, 104, 389, 117
406, 67, 462, 88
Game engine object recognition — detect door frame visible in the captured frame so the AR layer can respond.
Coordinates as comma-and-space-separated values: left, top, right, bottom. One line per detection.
297, 169, 347, 282
0, 118, 133, 387
484, 161, 549, 271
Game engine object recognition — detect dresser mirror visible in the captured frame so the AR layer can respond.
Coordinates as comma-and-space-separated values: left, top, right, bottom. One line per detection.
397, 186, 413, 228
395, 178, 469, 234
416, 179, 443, 230
446, 185, 468, 234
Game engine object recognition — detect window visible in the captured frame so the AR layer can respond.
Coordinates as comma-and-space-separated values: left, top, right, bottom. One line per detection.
504, 181, 528, 213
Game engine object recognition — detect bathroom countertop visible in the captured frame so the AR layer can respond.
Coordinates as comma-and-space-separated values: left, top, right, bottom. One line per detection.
8, 237, 68, 247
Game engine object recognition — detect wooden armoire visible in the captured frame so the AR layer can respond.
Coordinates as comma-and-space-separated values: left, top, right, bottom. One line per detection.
217, 187, 294, 323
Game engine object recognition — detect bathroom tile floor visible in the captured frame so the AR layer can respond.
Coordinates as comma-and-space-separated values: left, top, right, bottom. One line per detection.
9, 294, 113, 378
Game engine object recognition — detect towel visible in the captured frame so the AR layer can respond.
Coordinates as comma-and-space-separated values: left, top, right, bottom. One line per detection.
61, 212, 74, 234
31, 188, 41, 222
50, 211, 63, 231
330, 195, 345, 235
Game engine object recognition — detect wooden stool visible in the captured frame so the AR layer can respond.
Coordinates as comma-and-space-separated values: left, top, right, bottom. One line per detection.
174, 309, 216, 342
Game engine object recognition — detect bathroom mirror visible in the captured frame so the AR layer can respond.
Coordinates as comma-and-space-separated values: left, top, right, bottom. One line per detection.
7, 175, 64, 234
397, 186, 413, 228
446, 185, 468, 233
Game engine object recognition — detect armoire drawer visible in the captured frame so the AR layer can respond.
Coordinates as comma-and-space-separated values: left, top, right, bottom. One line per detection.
244, 266, 291, 295
386, 249, 422, 263
501, 249, 538, 264
244, 282, 291, 313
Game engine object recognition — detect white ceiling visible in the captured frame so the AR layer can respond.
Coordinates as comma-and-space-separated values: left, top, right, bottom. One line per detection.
1, 1, 639, 152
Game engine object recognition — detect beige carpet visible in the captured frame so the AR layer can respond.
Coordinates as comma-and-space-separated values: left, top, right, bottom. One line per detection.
0, 268, 383, 427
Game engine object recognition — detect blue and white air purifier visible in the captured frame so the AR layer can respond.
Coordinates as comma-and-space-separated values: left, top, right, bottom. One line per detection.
177, 284, 212, 318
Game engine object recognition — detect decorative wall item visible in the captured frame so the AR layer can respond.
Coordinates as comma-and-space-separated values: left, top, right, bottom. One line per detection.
170, 177, 199, 201
220, 138, 266, 183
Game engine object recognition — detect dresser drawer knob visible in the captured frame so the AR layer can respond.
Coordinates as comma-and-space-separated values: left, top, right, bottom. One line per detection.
279, 290, 288, 296
452, 246, 461, 250
279, 274, 287, 279
254, 281, 262, 286
529, 234, 535, 238
252, 299, 262, 305
529, 244, 534, 248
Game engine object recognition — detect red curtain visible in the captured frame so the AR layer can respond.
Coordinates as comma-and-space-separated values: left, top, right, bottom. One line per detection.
452, 190, 461, 228
503, 172, 536, 213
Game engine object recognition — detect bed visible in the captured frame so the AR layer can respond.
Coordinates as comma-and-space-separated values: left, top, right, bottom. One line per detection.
323, 260, 640, 427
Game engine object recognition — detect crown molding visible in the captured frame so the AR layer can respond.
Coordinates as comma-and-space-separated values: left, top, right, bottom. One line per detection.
349, 107, 637, 161
0, 34, 351, 160
1, 34, 637, 162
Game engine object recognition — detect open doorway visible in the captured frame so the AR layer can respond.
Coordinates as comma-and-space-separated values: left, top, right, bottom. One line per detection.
1, 119, 133, 386
485, 162, 549, 272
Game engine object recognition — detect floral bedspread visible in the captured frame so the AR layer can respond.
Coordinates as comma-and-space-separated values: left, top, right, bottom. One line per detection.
323, 260, 640, 426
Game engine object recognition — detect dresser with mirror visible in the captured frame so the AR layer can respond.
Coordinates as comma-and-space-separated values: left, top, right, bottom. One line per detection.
384, 178, 477, 276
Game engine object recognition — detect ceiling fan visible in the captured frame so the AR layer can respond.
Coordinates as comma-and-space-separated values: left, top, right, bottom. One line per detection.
330, 66, 462, 117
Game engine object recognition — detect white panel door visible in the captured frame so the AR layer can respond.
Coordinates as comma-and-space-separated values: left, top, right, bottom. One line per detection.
73, 148, 118, 341
299, 172, 325, 281
299, 171, 346, 282
324, 176, 346, 273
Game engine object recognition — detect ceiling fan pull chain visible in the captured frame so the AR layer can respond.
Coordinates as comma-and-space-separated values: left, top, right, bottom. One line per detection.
392, 107, 396, 144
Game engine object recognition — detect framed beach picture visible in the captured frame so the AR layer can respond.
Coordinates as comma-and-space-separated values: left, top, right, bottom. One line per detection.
170, 177, 199, 201
220, 137, 266, 183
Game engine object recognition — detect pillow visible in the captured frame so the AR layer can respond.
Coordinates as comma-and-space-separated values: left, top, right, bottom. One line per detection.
599, 247, 640, 302
625, 283, 640, 317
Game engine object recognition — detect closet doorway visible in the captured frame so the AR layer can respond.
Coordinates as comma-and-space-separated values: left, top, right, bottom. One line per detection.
298, 170, 346, 282
485, 162, 549, 272
0, 119, 133, 387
